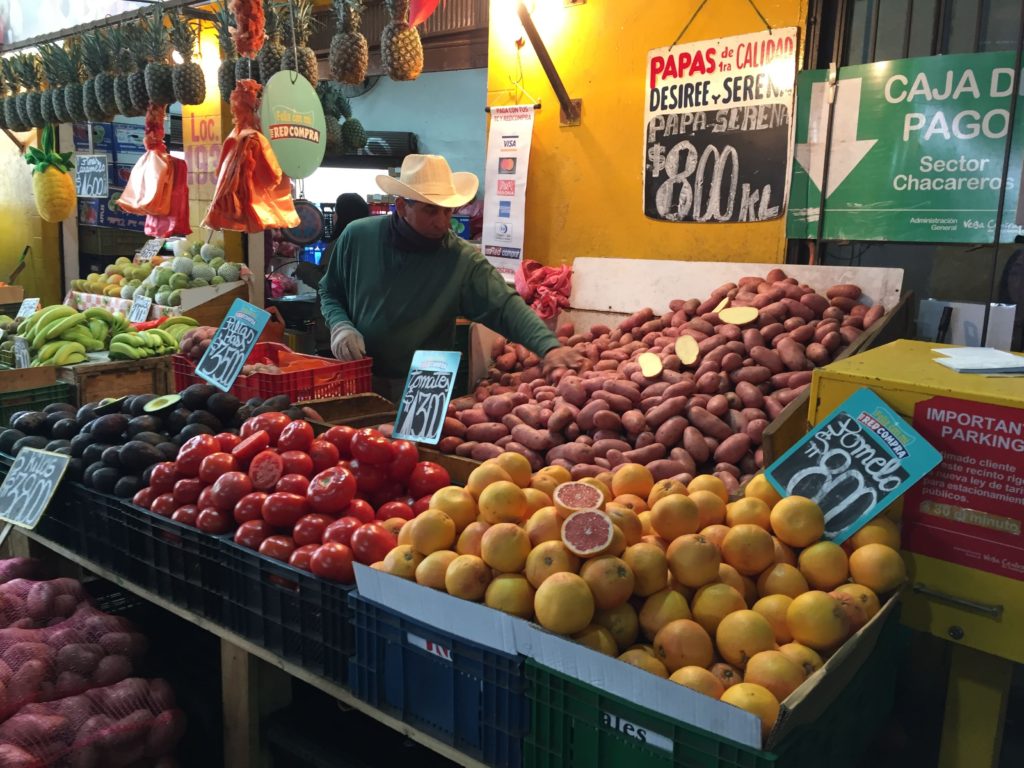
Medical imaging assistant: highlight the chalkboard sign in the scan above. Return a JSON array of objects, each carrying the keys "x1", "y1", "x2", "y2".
[
  {"x1": 0, "y1": 449, "x2": 70, "y2": 529},
  {"x1": 643, "y1": 28, "x2": 798, "y2": 223},
  {"x1": 15, "y1": 298, "x2": 39, "y2": 320},
  {"x1": 75, "y1": 154, "x2": 109, "y2": 198},
  {"x1": 13, "y1": 337, "x2": 30, "y2": 368},
  {"x1": 128, "y1": 295, "x2": 152, "y2": 323},
  {"x1": 765, "y1": 388, "x2": 942, "y2": 544},
  {"x1": 195, "y1": 298, "x2": 271, "y2": 392},
  {"x1": 393, "y1": 351, "x2": 462, "y2": 445},
  {"x1": 137, "y1": 239, "x2": 165, "y2": 261}
]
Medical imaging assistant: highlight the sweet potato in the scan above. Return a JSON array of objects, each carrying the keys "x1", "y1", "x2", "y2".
[{"x1": 470, "y1": 443, "x2": 505, "y2": 461}]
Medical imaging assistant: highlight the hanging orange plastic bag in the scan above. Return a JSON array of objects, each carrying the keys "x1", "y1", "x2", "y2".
[
  {"x1": 118, "y1": 105, "x2": 173, "y2": 216},
  {"x1": 145, "y1": 157, "x2": 192, "y2": 237}
]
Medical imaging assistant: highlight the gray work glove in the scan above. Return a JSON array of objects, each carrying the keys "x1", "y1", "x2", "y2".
[{"x1": 330, "y1": 322, "x2": 366, "y2": 361}]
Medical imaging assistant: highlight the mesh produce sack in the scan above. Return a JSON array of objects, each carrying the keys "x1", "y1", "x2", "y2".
[
  {"x1": 0, "y1": 579, "x2": 90, "y2": 630},
  {"x1": 0, "y1": 677, "x2": 186, "y2": 767},
  {"x1": 0, "y1": 559, "x2": 46, "y2": 586}
]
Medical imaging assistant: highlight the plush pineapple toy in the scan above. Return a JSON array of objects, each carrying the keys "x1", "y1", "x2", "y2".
[{"x1": 25, "y1": 125, "x2": 76, "y2": 223}]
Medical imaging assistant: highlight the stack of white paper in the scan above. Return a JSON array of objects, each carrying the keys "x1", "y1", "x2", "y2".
[{"x1": 932, "y1": 347, "x2": 1024, "y2": 374}]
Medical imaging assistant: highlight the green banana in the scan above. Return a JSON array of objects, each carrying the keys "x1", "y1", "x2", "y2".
[
  {"x1": 27, "y1": 305, "x2": 76, "y2": 336},
  {"x1": 109, "y1": 341, "x2": 141, "y2": 360},
  {"x1": 148, "y1": 328, "x2": 178, "y2": 348},
  {"x1": 162, "y1": 316, "x2": 198, "y2": 328},
  {"x1": 51, "y1": 341, "x2": 86, "y2": 366},
  {"x1": 111, "y1": 333, "x2": 145, "y2": 348},
  {"x1": 59, "y1": 353, "x2": 87, "y2": 365},
  {"x1": 37, "y1": 340, "x2": 65, "y2": 362},
  {"x1": 87, "y1": 318, "x2": 108, "y2": 342},
  {"x1": 41, "y1": 313, "x2": 87, "y2": 342},
  {"x1": 84, "y1": 307, "x2": 116, "y2": 324},
  {"x1": 62, "y1": 327, "x2": 103, "y2": 352}
]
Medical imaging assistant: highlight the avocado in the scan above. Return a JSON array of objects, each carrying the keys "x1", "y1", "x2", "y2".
[
  {"x1": 12, "y1": 435, "x2": 49, "y2": 454},
  {"x1": 262, "y1": 394, "x2": 291, "y2": 411},
  {"x1": 45, "y1": 439, "x2": 71, "y2": 453},
  {"x1": 44, "y1": 411, "x2": 69, "y2": 435},
  {"x1": 206, "y1": 392, "x2": 241, "y2": 420},
  {"x1": 130, "y1": 394, "x2": 158, "y2": 417},
  {"x1": 91, "y1": 414, "x2": 129, "y2": 443},
  {"x1": 121, "y1": 397, "x2": 136, "y2": 415},
  {"x1": 246, "y1": 398, "x2": 263, "y2": 408},
  {"x1": 82, "y1": 443, "x2": 112, "y2": 466},
  {"x1": 142, "y1": 463, "x2": 159, "y2": 485},
  {"x1": 7, "y1": 410, "x2": 30, "y2": 428},
  {"x1": 66, "y1": 458, "x2": 84, "y2": 482},
  {"x1": 156, "y1": 443, "x2": 178, "y2": 461},
  {"x1": 131, "y1": 431, "x2": 167, "y2": 447},
  {"x1": 12, "y1": 412, "x2": 48, "y2": 435},
  {"x1": 94, "y1": 396, "x2": 131, "y2": 416},
  {"x1": 187, "y1": 410, "x2": 222, "y2": 432},
  {"x1": 83, "y1": 461, "x2": 106, "y2": 487},
  {"x1": 181, "y1": 383, "x2": 218, "y2": 411},
  {"x1": 166, "y1": 408, "x2": 191, "y2": 435},
  {"x1": 114, "y1": 475, "x2": 143, "y2": 499},
  {"x1": 52, "y1": 447, "x2": 72, "y2": 456},
  {"x1": 233, "y1": 405, "x2": 253, "y2": 426},
  {"x1": 143, "y1": 393, "x2": 182, "y2": 415},
  {"x1": 178, "y1": 423, "x2": 215, "y2": 442},
  {"x1": 69, "y1": 433, "x2": 95, "y2": 458},
  {"x1": 51, "y1": 418, "x2": 80, "y2": 441},
  {"x1": 91, "y1": 467, "x2": 120, "y2": 494},
  {"x1": 127, "y1": 415, "x2": 162, "y2": 437},
  {"x1": 101, "y1": 446, "x2": 122, "y2": 468},
  {"x1": 0, "y1": 429, "x2": 25, "y2": 454},
  {"x1": 43, "y1": 402, "x2": 76, "y2": 417},
  {"x1": 119, "y1": 441, "x2": 163, "y2": 473},
  {"x1": 76, "y1": 403, "x2": 100, "y2": 426},
  {"x1": 284, "y1": 406, "x2": 305, "y2": 421}
]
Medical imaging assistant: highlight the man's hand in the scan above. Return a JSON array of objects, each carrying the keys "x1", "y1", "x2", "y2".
[
  {"x1": 330, "y1": 322, "x2": 366, "y2": 361},
  {"x1": 541, "y1": 345, "x2": 585, "y2": 378}
]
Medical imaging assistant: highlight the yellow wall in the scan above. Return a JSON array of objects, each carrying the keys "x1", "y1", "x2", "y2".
[
  {"x1": 0, "y1": 130, "x2": 63, "y2": 305},
  {"x1": 487, "y1": 0, "x2": 809, "y2": 266}
]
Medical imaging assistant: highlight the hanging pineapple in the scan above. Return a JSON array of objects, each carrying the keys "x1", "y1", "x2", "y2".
[
  {"x1": 143, "y1": 9, "x2": 175, "y2": 106},
  {"x1": 341, "y1": 117, "x2": 366, "y2": 151},
  {"x1": 0, "y1": 60, "x2": 9, "y2": 131},
  {"x1": 330, "y1": 0, "x2": 368, "y2": 85},
  {"x1": 281, "y1": 0, "x2": 318, "y2": 87},
  {"x1": 93, "y1": 28, "x2": 118, "y2": 117},
  {"x1": 46, "y1": 45, "x2": 72, "y2": 124},
  {"x1": 382, "y1": 0, "x2": 423, "y2": 81},
  {"x1": 317, "y1": 81, "x2": 348, "y2": 152},
  {"x1": 3, "y1": 58, "x2": 27, "y2": 131},
  {"x1": 169, "y1": 12, "x2": 206, "y2": 105},
  {"x1": 63, "y1": 38, "x2": 88, "y2": 123},
  {"x1": 37, "y1": 44, "x2": 60, "y2": 125},
  {"x1": 213, "y1": 3, "x2": 237, "y2": 104},
  {"x1": 11, "y1": 54, "x2": 32, "y2": 128},
  {"x1": 25, "y1": 125, "x2": 76, "y2": 223},
  {"x1": 81, "y1": 30, "x2": 112, "y2": 122},
  {"x1": 257, "y1": 0, "x2": 285, "y2": 85},
  {"x1": 15, "y1": 53, "x2": 45, "y2": 129},
  {"x1": 113, "y1": 23, "x2": 141, "y2": 116},
  {"x1": 129, "y1": 18, "x2": 153, "y2": 113}
]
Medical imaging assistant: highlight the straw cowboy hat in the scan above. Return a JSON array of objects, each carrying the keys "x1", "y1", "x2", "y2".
[{"x1": 376, "y1": 154, "x2": 478, "y2": 208}]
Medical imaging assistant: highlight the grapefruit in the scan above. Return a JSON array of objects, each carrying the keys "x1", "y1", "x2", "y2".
[
  {"x1": 429, "y1": 486, "x2": 477, "y2": 532},
  {"x1": 833, "y1": 583, "x2": 881, "y2": 620},
  {"x1": 649, "y1": 494, "x2": 701, "y2": 540},
  {"x1": 553, "y1": 481, "x2": 606, "y2": 517},
  {"x1": 721, "y1": 524, "x2": 775, "y2": 576},
  {"x1": 778, "y1": 642, "x2": 824, "y2": 677},
  {"x1": 530, "y1": 471, "x2": 561, "y2": 499},
  {"x1": 534, "y1": 572, "x2": 595, "y2": 635},
  {"x1": 536, "y1": 465, "x2": 571, "y2": 485},
  {"x1": 444, "y1": 554, "x2": 492, "y2": 601},
  {"x1": 829, "y1": 589, "x2": 869, "y2": 632},
  {"x1": 397, "y1": 522, "x2": 413, "y2": 546},
  {"x1": 638, "y1": 510, "x2": 653, "y2": 536},
  {"x1": 710, "y1": 662, "x2": 743, "y2": 690},
  {"x1": 525, "y1": 540, "x2": 580, "y2": 589},
  {"x1": 598, "y1": 524, "x2": 627, "y2": 557},
  {"x1": 484, "y1": 573, "x2": 535, "y2": 619},
  {"x1": 848, "y1": 517, "x2": 900, "y2": 551},
  {"x1": 786, "y1": 591, "x2": 850, "y2": 651},
  {"x1": 604, "y1": 504, "x2": 644, "y2": 545},
  {"x1": 594, "y1": 602, "x2": 640, "y2": 651},
  {"x1": 524, "y1": 506, "x2": 563, "y2": 546},
  {"x1": 611, "y1": 463, "x2": 654, "y2": 498},
  {"x1": 478, "y1": 481, "x2": 529, "y2": 525},
  {"x1": 622, "y1": 543, "x2": 668, "y2": 597},
  {"x1": 415, "y1": 550, "x2": 458, "y2": 589},
  {"x1": 666, "y1": 534, "x2": 721, "y2": 588},
  {"x1": 715, "y1": 609, "x2": 777, "y2": 668},
  {"x1": 848, "y1": 543, "x2": 906, "y2": 593},
  {"x1": 700, "y1": 524, "x2": 731, "y2": 551},
  {"x1": 382, "y1": 545, "x2": 424, "y2": 579},
  {"x1": 618, "y1": 648, "x2": 668, "y2": 678},
  {"x1": 490, "y1": 452, "x2": 532, "y2": 488},
  {"x1": 409, "y1": 509, "x2": 457, "y2": 555},
  {"x1": 743, "y1": 650, "x2": 805, "y2": 702},
  {"x1": 639, "y1": 588, "x2": 692, "y2": 640},
  {"x1": 561, "y1": 509, "x2": 615, "y2": 557},
  {"x1": 578, "y1": 477, "x2": 612, "y2": 506},
  {"x1": 573, "y1": 624, "x2": 618, "y2": 656},
  {"x1": 480, "y1": 523, "x2": 531, "y2": 573},
  {"x1": 740, "y1": 575, "x2": 759, "y2": 608},
  {"x1": 691, "y1": 582, "x2": 746, "y2": 635},
  {"x1": 611, "y1": 493, "x2": 648, "y2": 514},
  {"x1": 725, "y1": 497, "x2": 772, "y2": 530},
  {"x1": 772, "y1": 537, "x2": 798, "y2": 566},
  {"x1": 669, "y1": 666, "x2": 725, "y2": 699},
  {"x1": 466, "y1": 463, "x2": 512, "y2": 499},
  {"x1": 756, "y1": 563, "x2": 809, "y2": 598},
  {"x1": 641, "y1": 533, "x2": 668, "y2": 551},
  {"x1": 687, "y1": 474, "x2": 729, "y2": 503},
  {"x1": 744, "y1": 474, "x2": 782, "y2": 507},
  {"x1": 523, "y1": 487, "x2": 552, "y2": 515},
  {"x1": 653, "y1": 618, "x2": 714, "y2": 672},
  {"x1": 720, "y1": 683, "x2": 780, "y2": 739},
  {"x1": 380, "y1": 517, "x2": 407, "y2": 537},
  {"x1": 752, "y1": 594, "x2": 794, "y2": 644},
  {"x1": 581, "y1": 556, "x2": 635, "y2": 610},
  {"x1": 456, "y1": 520, "x2": 489, "y2": 556},
  {"x1": 770, "y1": 496, "x2": 825, "y2": 548},
  {"x1": 690, "y1": 490, "x2": 728, "y2": 528},
  {"x1": 648, "y1": 479, "x2": 689, "y2": 507},
  {"x1": 717, "y1": 563, "x2": 748, "y2": 600},
  {"x1": 798, "y1": 541, "x2": 849, "y2": 591}
]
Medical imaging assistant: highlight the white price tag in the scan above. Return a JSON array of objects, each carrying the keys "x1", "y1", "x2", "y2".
[
  {"x1": 128, "y1": 295, "x2": 153, "y2": 323},
  {"x1": 13, "y1": 337, "x2": 30, "y2": 368},
  {"x1": 15, "y1": 299, "x2": 39, "y2": 320},
  {"x1": 137, "y1": 239, "x2": 165, "y2": 261}
]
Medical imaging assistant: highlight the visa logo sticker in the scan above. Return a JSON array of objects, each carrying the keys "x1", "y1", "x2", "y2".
[
  {"x1": 601, "y1": 712, "x2": 673, "y2": 753},
  {"x1": 407, "y1": 633, "x2": 452, "y2": 662}
]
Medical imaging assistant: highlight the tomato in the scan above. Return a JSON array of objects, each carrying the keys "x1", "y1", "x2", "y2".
[
  {"x1": 259, "y1": 535, "x2": 297, "y2": 562},
  {"x1": 277, "y1": 420, "x2": 314, "y2": 453},
  {"x1": 262, "y1": 492, "x2": 310, "y2": 528},
  {"x1": 350, "y1": 523, "x2": 397, "y2": 565},
  {"x1": 148, "y1": 462, "x2": 177, "y2": 494},
  {"x1": 172, "y1": 478, "x2": 204, "y2": 506},
  {"x1": 234, "y1": 519, "x2": 273, "y2": 549},
  {"x1": 196, "y1": 507, "x2": 233, "y2": 534},
  {"x1": 216, "y1": 432, "x2": 242, "y2": 453},
  {"x1": 309, "y1": 440, "x2": 340, "y2": 474},
  {"x1": 322, "y1": 516, "x2": 362, "y2": 546},
  {"x1": 386, "y1": 440, "x2": 419, "y2": 482},
  {"x1": 280, "y1": 450, "x2": 314, "y2": 477},
  {"x1": 234, "y1": 492, "x2": 268, "y2": 524},
  {"x1": 252, "y1": 412, "x2": 291, "y2": 445},
  {"x1": 176, "y1": 434, "x2": 220, "y2": 478},
  {"x1": 248, "y1": 450, "x2": 284, "y2": 491},
  {"x1": 351, "y1": 428, "x2": 395, "y2": 466},
  {"x1": 408, "y1": 462, "x2": 451, "y2": 499},
  {"x1": 412, "y1": 495, "x2": 433, "y2": 515},
  {"x1": 276, "y1": 473, "x2": 310, "y2": 496},
  {"x1": 240, "y1": 417, "x2": 259, "y2": 439},
  {"x1": 289, "y1": 543, "x2": 319, "y2": 571},
  {"x1": 197, "y1": 485, "x2": 217, "y2": 512},
  {"x1": 210, "y1": 471, "x2": 254, "y2": 512},
  {"x1": 172, "y1": 505, "x2": 199, "y2": 526},
  {"x1": 132, "y1": 487, "x2": 155, "y2": 510},
  {"x1": 310, "y1": 542, "x2": 355, "y2": 583},
  {"x1": 198, "y1": 452, "x2": 237, "y2": 484},
  {"x1": 342, "y1": 498, "x2": 375, "y2": 524},
  {"x1": 322, "y1": 425, "x2": 356, "y2": 459},
  {"x1": 292, "y1": 513, "x2": 334, "y2": 546},
  {"x1": 150, "y1": 493, "x2": 177, "y2": 518},
  {"x1": 232, "y1": 430, "x2": 271, "y2": 468},
  {"x1": 306, "y1": 466, "x2": 357, "y2": 515},
  {"x1": 375, "y1": 500, "x2": 414, "y2": 521},
  {"x1": 352, "y1": 461, "x2": 387, "y2": 494}
]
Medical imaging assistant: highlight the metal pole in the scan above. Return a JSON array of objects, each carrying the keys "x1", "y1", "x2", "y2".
[{"x1": 516, "y1": 1, "x2": 579, "y2": 123}]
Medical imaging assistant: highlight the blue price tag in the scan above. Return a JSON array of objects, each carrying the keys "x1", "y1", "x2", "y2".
[
  {"x1": 393, "y1": 351, "x2": 462, "y2": 445},
  {"x1": 195, "y1": 299, "x2": 271, "y2": 392}
]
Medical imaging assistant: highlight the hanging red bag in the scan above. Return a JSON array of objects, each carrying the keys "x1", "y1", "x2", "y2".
[
  {"x1": 118, "y1": 104, "x2": 173, "y2": 216},
  {"x1": 145, "y1": 156, "x2": 192, "y2": 237}
]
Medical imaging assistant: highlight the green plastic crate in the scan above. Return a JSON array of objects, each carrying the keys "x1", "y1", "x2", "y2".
[
  {"x1": 525, "y1": 610, "x2": 903, "y2": 768},
  {"x1": 0, "y1": 383, "x2": 75, "y2": 427}
]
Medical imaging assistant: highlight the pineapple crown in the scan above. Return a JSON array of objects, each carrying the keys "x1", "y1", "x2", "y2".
[
  {"x1": 168, "y1": 12, "x2": 198, "y2": 62},
  {"x1": 1, "y1": 56, "x2": 20, "y2": 91},
  {"x1": 212, "y1": 2, "x2": 237, "y2": 57},
  {"x1": 337, "y1": 0, "x2": 364, "y2": 33},
  {"x1": 143, "y1": 9, "x2": 171, "y2": 63},
  {"x1": 26, "y1": 126, "x2": 75, "y2": 176},
  {"x1": 264, "y1": 0, "x2": 281, "y2": 39},
  {"x1": 64, "y1": 38, "x2": 84, "y2": 84},
  {"x1": 105, "y1": 26, "x2": 125, "y2": 75},
  {"x1": 282, "y1": 0, "x2": 316, "y2": 46},
  {"x1": 14, "y1": 53, "x2": 41, "y2": 90},
  {"x1": 81, "y1": 29, "x2": 110, "y2": 77},
  {"x1": 317, "y1": 81, "x2": 352, "y2": 119},
  {"x1": 386, "y1": 0, "x2": 411, "y2": 21},
  {"x1": 38, "y1": 43, "x2": 62, "y2": 86}
]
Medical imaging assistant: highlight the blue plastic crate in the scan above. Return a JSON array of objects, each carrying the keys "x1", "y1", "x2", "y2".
[{"x1": 348, "y1": 591, "x2": 527, "y2": 768}]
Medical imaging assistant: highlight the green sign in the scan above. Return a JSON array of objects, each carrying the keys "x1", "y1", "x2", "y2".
[
  {"x1": 788, "y1": 52, "x2": 1024, "y2": 243},
  {"x1": 259, "y1": 71, "x2": 327, "y2": 180}
]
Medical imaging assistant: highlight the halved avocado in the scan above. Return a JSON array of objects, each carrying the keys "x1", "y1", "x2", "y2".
[
  {"x1": 143, "y1": 393, "x2": 182, "y2": 415},
  {"x1": 94, "y1": 396, "x2": 131, "y2": 416},
  {"x1": 181, "y1": 383, "x2": 218, "y2": 411}
]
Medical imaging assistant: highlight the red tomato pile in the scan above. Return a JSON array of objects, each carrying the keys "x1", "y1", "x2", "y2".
[{"x1": 131, "y1": 414, "x2": 451, "y2": 585}]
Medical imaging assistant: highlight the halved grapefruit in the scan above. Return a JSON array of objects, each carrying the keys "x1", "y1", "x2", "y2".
[
  {"x1": 561, "y1": 509, "x2": 615, "y2": 557},
  {"x1": 553, "y1": 481, "x2": 606, "y2": 517}
]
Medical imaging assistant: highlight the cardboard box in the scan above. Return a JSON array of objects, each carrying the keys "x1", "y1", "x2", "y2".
[
  {"x1": 809, "y1": 339, "x2": 1024, "y2": 663},
  {"x1": 0, "y1": 286, "x2": 25, "y2": 304}
]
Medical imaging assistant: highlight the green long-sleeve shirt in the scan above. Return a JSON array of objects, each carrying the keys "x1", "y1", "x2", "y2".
[{"x1": 319, "y1": 216, "x2": 560, "y2": 379}]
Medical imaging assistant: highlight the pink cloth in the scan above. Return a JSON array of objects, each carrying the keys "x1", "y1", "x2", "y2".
[
  {"x1": 145, "y1": 157, "x2": 191, "y2": 237},
  {"x1": 514, "y1": 259, "x2": 572, "y2": 320}
]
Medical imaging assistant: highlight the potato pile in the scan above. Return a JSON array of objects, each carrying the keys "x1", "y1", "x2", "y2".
[{"x1": 441, "y1": 270, "x2": 884, "y2": 492}]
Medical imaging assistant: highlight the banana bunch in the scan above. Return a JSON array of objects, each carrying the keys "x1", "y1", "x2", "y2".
[
  {"x1": 159, "y1": 316, "x2": 199, "y2": 344},
  {"x1": 79, "y1": 307, "x2": 131, "y2": 345},
  {"x1": 109, "y1": 328, "x2": 181, "y2": 360},
  {"x1": 20, "y1": 305, "x2": 100, "y2": 367}
]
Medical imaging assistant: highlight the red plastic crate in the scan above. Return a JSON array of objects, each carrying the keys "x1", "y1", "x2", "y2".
[{"x1": 173, "y1": 342, "x2": 373, "y2": 401}]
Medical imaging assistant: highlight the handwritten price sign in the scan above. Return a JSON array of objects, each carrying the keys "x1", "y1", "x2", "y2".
[
  {"x1": 0, "y1": 449, "x2": 71, "y2": 529},
  {"x1": 195, "y1": 299, "x2": 270, "y2": 392},
  {"x1": 393, "y1": 351, "x2": 462, "y2": 444}
]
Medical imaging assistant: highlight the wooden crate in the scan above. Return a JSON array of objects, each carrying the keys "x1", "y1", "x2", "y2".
[
  {"x1": 56, "y1": 356, "x2": 174, "y2": 405},
  {"x1": 181, "y1": 284, "x2": 247, "y2": 328},
  {"x1": 0, "y1": 366, "x2": 58, "y2": 394}
]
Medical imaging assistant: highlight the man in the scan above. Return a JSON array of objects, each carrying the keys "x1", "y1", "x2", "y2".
[{"x1": 319, "y1": 154, "x2": 583, "y2": 400}]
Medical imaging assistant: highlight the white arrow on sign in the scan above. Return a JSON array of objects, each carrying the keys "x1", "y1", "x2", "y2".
[{"x1": 794, "y1": 77, "x2": 877, "y2": 198}]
